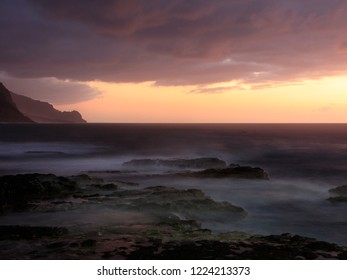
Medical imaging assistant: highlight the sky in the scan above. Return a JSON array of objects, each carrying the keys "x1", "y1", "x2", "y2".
[{"x1": 2, "y1": 0, "x2": 347, "y2": 122}]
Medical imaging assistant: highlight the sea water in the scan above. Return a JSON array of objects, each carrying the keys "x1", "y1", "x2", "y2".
[{"x1": 1, "y1": 123, "x2": 347, "y2": 244}]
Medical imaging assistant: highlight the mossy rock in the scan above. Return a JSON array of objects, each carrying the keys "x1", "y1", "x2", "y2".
[{"x1": 0, "y1": 173, "x2": 77, "y2": 212}]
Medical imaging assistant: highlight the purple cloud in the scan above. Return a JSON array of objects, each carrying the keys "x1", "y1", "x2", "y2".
[{"x1": 1, "y1": 0, "x2": 347, "y2": 92}]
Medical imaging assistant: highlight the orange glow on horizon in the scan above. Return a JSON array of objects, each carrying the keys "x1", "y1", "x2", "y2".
[{"x1": 55, "y1": 76, "x2": 347, "y2": 123}]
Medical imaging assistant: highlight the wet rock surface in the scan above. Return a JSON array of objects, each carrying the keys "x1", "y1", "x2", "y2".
[
  {"x1": 1, "y1": 223, "x2": 346, "y2": 259},
  {"x1": 0, "y1": 174, "x2": 77, "y2": 213},
  {"x1": 177, "y1": 166, "x2": 269, "y2": 180},
  {"x1": 328, "y1": 185, "x2": 347, "y2": 202},
  {"x1": 0, "y1": 225, "x2": 68, "y2": 240},
  {"x1": 112, "y1": 186, "x2": 246, "y2": 221},
  {"x1": 0, "y1": 172, "x2": 345, "y2": 259},
  {"x1": 125, "y1": 233, "x2": 347, "y2": 260}
]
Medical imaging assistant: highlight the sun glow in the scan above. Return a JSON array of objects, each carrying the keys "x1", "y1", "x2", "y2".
[{"x1": 55, "y1": 76, "x2": 347, "y2": 123}]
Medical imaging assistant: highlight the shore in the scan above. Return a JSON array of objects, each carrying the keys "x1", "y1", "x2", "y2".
[{"x1": 1, "y1": 159, "x2": 346, "y2": 259}]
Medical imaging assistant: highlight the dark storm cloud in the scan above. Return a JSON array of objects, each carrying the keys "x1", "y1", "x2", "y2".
[{"x1": 2, "y1": 0, "x2": 347, "y2": 92}]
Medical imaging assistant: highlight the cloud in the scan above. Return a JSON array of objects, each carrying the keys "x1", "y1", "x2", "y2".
[
  {"x1": 190, "y1": 86, "x2": 245, "y2": 94},
  {"x1": 1, "y1": 0, "x2": 347, "y2": 90},
  {"x1": 0, "y1": 73, "x2": 101, "y2": 104}
]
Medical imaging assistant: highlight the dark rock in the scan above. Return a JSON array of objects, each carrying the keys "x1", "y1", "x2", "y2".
[
  {"x1": 115, "y1": 180, "x2": 139, "y2": 186},
  {"x1": 69, "y1": 174, "x2": 103, "y2": 184},
  {"x1": 51, "y1": 201, "x2": 72, "y2": 205},
  {"x1": 88, "y1": 170, "x2": 122, "y2": 174},
  {"x1": 123, "y1": 159, "x2": 156, "y2": 168},
  {"x1": 328, "y1": 185, "x2": 347, "y2": 202},
  {"x1": 304, "y1": 241, "x2": 340, "y2": 252},
  {"x1": 125, "y1": 232, "x2": 347, "y2": 260},
  {"x1": 72, "y1": 193, "x2": 101, "y2": 199},
  {"x1": 327, "y1": 196, "x2": 347, "y2": 203},
  {"x1": 0, "y1": 225, "x2": 68, "y2": 240},
  {"x1": 94, "y1": 183, "x2": 118, "y2": 190},
  {"x1": 115, "y1": 186, "x2": 246, "y2": 221},
  {"x1": 46, "y1": 241, "x2": 68, "y2": 249},
  {"x1": 81, "y1": 239, "x2": 97, "y2": 248},
  {"x1": 123, "y1": 157, "x2": 227, "y2": 169},
  {"x1": 180, "y1": 166, "x2": 269, "y2": 179},
  {"x1": 0, "y1": 173, "x2": 77, "y2": 213},
  {"x1": 329, "y1": 185, "x2": 347, "y2": 196},
  {"x1": 160, "y1": 219, "x2": 202, "y2": 232}
]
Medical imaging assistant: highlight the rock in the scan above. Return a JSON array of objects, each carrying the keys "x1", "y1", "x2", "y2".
[
  {"x1": 123, "y1": 159, "x2": 157, "y2": 168},
  {"x1": 69, "y1": 174, "x2": 103, "y2": 184},
  {"x1": 114, "y1": 186, "x2": 246, "y2": 221},
  {"x1": 327, "y1": 196, "x2": 347, "y2": 203},
  {"x1": 81, "y1": 239, "x2": 97, "y2": 248},
  {"x1": 122, "y1": 157, "x2": 227, "y2": 169},
  {"x1": 72, "y1": 193, "x2": 101, "y2": 199},
  {"x1": 115, "y1": 180, "x2": 139, "y2": 186},
  {"x1": 0, "y1": 173, "x2": 77, "y2": 213},
  {"x1": 329, "y1": 185, "x2": 347, "y2": 196},
  {"x1": 179, "y1": 166, "x2": 269, "y2": 179},
  {"x1": 94, "y1": 183, "x2": 118, "y2": 190},
  {"x1": 0, "y1": 225, "x2": 68, "y2": 240},
  {"x1": 125, "y1": 232, "x2": 347, "y2": 260},
  {"x1": 328, "y1": 185, "x2": 347, "y2": 202}
]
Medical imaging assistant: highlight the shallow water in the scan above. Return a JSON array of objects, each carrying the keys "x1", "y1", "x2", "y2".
[{"x1": 1, "y1": 123, "x2": 347, "y2": 244}]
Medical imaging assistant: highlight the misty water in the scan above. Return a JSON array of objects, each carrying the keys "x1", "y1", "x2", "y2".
[{"x1": 1, "y1": 123, "x2": 347, "y2": 245}]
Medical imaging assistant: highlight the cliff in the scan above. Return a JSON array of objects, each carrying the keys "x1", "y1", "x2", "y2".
[
  {"x1": 0, "y1": 82, "x2": 86, "y2": 123},
  {"x1": 0, "y1": 82, "x2": 33, "y2": 123},
  {"x1": 11, "y1": 93, "x2": 86, "y2": 123}
]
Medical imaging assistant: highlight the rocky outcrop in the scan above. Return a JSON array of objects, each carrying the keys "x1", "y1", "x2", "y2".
[
  {"x1": 177, "y1": 166, "x2": 269, "y2": 180},
  {"x1": 0, "y1": 173, "x2": 246, "y2": 221},
  {"x1": 329, "y1": 185, "x2": 347, "y2": 196},
  {"x1": 328, "y1": 185, "x2": 347, "y2": 202},
  {"x1": 126, "y1": 233, "x2": 347, "y2": 260},
  {"x1": 0, "y1": 173, "x2": 77, "y2": 212},
  {"x1": 122, "y1": 157, "x2": 227, "y2": 169},
  {"x1": 0, "y1": 82, "x2": 33, "y2": 123},
  {"x1": 0, "y1": 225, "x2": 68, "y2": 240},
  {"x1": 1, "y1": 224, "x2": 346, "y2": 259},
  {"x1": 11, "y1": 92, "x2": 86, "y2": 123},
  {"x1": 113, "y1": 186, "x2": 246, "y2": 221},
  {"x1": 2, "y1": 172, "x2": 344, "y2": 260}
]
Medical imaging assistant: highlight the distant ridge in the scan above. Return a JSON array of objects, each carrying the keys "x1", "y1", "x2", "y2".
[
  {"x1": 0, "y1": 82, "x2": 86, "y2": 123},
  {"x1": 0, "y1": 82, "x2": 33, "y2": 123},
  {"x1": 11, "y1": 93, "x2": 86, "y2": 123}
]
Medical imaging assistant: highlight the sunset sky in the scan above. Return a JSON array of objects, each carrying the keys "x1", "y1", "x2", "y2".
[{"x1": 2, "y1": 0, "x2": 347, "y2": 122}]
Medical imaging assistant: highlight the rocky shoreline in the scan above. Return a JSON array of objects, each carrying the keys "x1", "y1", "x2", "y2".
[{"x1": 0, "y1": 158, "x2": 346, "y2": 259}]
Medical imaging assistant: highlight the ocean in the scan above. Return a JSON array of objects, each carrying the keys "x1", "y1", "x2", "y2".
[{"x1": 1, "y1": 123, "x2": 347, "y2": 245}]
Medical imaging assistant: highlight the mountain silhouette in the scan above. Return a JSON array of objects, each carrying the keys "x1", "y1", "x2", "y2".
[
  {"x1": 0, "y1": 82, "x2": 33, "y2": 123},
  {"x1": 0, "y1": 82, "x2": 86, "y2": 123}
]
